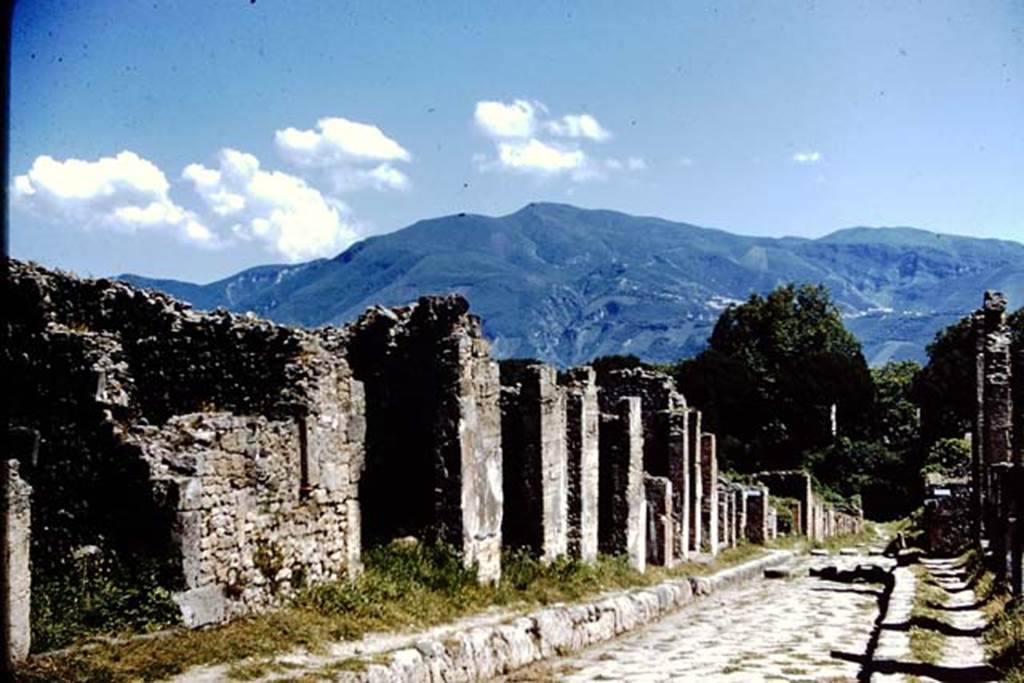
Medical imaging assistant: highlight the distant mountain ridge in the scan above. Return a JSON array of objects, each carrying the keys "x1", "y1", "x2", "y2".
[{"x1": 120, "y1": 203, "x2": 1024, "y2": 367}]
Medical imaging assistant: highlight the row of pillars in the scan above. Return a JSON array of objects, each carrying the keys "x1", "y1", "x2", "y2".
[
  {"x1": 972, "y1": 291, "x2": 1023, "y2": 596},
  {"x1": 499, "y1": 363, "x2": 780, "y2": 574}
]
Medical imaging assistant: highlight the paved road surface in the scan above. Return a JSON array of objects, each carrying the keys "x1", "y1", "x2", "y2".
[{"x1": 506, "y1": 554, "x2": 891, "y2": 683}]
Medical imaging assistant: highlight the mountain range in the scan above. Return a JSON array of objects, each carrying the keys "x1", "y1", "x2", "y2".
[{"x1": 121, "y1": 203, "x2": 1024, "y2": 367}]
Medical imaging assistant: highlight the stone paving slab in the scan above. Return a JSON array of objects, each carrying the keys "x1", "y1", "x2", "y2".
[
  {"x1": 513, "y1": 553, "x2": 891, "y2": 682},
  {"x1": 870, "y1": 558, "x2": 999, "y2": 682}
]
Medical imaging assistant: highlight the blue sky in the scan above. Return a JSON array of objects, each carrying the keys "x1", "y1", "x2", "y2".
[{"x1": 9, "y1": 0, "x2": 1024, "y2": 282}]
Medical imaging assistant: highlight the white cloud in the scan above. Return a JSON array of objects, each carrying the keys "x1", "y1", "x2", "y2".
[
  {"x1": 792, "y1": 151, "x2": 822, "y2": 164},
  {"x1": 546, "y1": 114, "x2": 611, "y2": 141},
  {"x1": 183, "y1": 148, "x2": 358, "y2": 261},
  {"x1": 275, "y1": 116, "x2": 412, "y2": 195},
  {"x1": 474, "y1": 100, "x2": 540, "y2": 139},
  {"x1": 12, "y1": 151, "x2": 214, "y2": 245},
  {"x1": 473, "y1": 99, "x2": 638, "y2": 182},
  {"x1": 496, "y1": 139, "x2": 585, "y2": 173},
  {"x1": 276, "y1": 117, "x2": 410, "y2": 166}
]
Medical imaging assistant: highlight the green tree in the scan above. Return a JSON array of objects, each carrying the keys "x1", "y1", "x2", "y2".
[
  {"x1": 872, "y1": 360, "x2": 921, "y2": 448},
  {"x1": 675, "y1": 283, "x2": 875, "y2": 473},
  {"x1": 910, "y1": 316, "x2": 975, "y2": 445},
  {"x1": 922, "y1": 437, "x2": 971, "y2": 479},
  {"x1": 806, "y1": 437, "x2": 912, "y2": 520}
]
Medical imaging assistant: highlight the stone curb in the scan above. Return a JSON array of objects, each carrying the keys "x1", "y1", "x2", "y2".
[{"x1": 332, "y1": 550, "x2": 793, "y2": 683}]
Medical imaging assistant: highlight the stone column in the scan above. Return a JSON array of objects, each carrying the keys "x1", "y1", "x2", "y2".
[
  {"x1": 983, "y1": 292, "x2": 1014, "y2": 577},
  {"x1": 668, "y1": 407, "x2": 690, "y2": 562},
  {"x1": 644, "y1": 475, "x2": 674, "y2": 567},
  {"x1": 735, "y1": 487, "x2": 747, "y2": 545},
  {"x1": 745, "y1": 487, "x2": 769, "y2": 544},
  {"x1": 559, "y1": 368, "x2": 600, "y2": 563},
  {"x1": 457, "y1": 336, "x2": 504, "y2": 584},
  {"x1": 1010, "y1": 464, "x2": 1023, "y2": 597},
  {"x1": 2, "y1": 460, "x2": 32, "y2": 672},
  {"x1": 700, "y1": 433, "x2": 719, "y2": 555},
  {"x1": 972, "y1": 311, "x2": 987, "y2": 544},
  {"x1": 599, "y1": 397, "x2": 646, "y2": 572},
  {"x1": 715, "y1": 484, "x2": 732, "y2": 550},
  {"x1": 499, "y1": 362, "x2": 568, "y2": 562},
  {"x1": 688, "y1": 410, "x2": 702, "y2": 554}
]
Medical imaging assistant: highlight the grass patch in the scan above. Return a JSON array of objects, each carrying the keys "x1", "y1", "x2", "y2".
[
  {"x1": 18, "y1": 541, "x2": 769, "y2": 682},
  {"x1": 962, "y1": 548, "x2": 1023, "y2": 682},
  {"x1": 908, "y1": 564, "x2": 949, "y2": 664}
]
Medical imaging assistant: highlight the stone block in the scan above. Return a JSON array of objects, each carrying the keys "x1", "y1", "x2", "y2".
[{"x1": 173, "y1": 583, "x2": 227, "y2": 627}]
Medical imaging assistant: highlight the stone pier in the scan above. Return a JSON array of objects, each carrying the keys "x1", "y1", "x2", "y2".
[
  {"x1": 644, "y1": 475, "x2": 674, "y2": 567},
  {"x1": 558, "y1": 368, "x2": 600, "y2": 563},
  {"x1": 717, "y1": 488, "x2": 729, "y2": 552},
  {"x1": 734, "y1": 486, "x2": 748, "y2": 548},
  {"x1": 981, "y1": 292, "x2": 1015, "y2": 579},
  {"x1": 499, "y1": 361, "x2": 568, "y2": 561},
  {"x1": 700, "y1": 433, "x2": 719, "y2": 555},
  {"x1": 689, "y1": 410, "x2": 703, "y2": 554},
  {"x1": 972, "y1": 311, "x2": 987, "y2": 544},
  {"x1": 2, "y1": 460, "x2": 32, "y2": 672},
  {"x1": 598, "y1": 397, "x2": 646, "y2": 572},
  {"x1": 745, "y1": 487, "x2": 770, "y2": 544},
  {"x1": 346, "y1": 297, "x2": 503, "y2": 583},
  {"x1": 598, "y1": 368, "x2": 689, "y2": 565}
]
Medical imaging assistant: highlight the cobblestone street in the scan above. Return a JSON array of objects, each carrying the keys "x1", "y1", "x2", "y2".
[{"x1": 507, "y1": 554, "x2": 891, "y2": 683}]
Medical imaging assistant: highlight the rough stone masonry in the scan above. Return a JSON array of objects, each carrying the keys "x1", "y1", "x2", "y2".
[
  {"x1": 558, "y1": 367, "x2": 600, "y2": 563},
  {"x1": 499, "y1": 361, "x2": 568, "y2": 562},
  {"x1": 971, "y1": 291, "x2": 1022, "y2": 595},
  {"x1": 3, "y1": 260, "x2": 861, "y2": 665}
]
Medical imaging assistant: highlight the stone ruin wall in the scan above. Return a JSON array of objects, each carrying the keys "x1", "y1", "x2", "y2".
[
  {"x1": 499, "y1": 361, "x2": 567, "y2": 562},
  {"x1": 4, "y1": 260, "x2": 366, "y2": 630},
  {"x1": 338, "y1": 297, "x2": 503, "y2": 583},
  {"x1": 2, "y1": 260, "x2": 861, "y2": 664},
  {"x1": 596, "y1": 368, "x2": 690, "y2": 564}
]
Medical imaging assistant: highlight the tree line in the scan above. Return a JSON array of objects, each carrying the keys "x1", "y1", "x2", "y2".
[{"x1": 595, "y1": 284, "x2": 1023, "y2": 520}]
